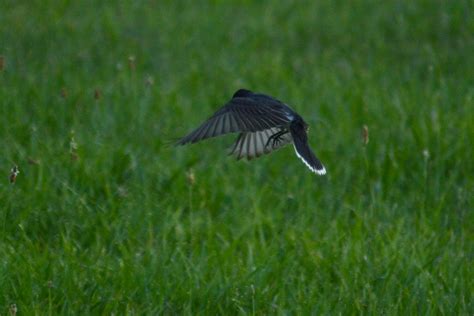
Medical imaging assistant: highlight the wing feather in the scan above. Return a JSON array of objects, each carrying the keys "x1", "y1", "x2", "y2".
[
  {"x1": 256, "y1": 130, "x2": 266, "y2": 156},
  {"x1": 229, "y1": 115, "x2": 238, "y2": 131},
  {"x1": 247, "y1": 132, "x2": 253, "y2": 159},
  {"x1": 199, "y1": 120, "x2": 213, "y2": 139}
]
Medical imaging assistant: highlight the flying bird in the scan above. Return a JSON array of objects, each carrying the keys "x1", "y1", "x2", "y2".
[{"x1": 177, "y1": 89, "x2": 326, "y2": 175}]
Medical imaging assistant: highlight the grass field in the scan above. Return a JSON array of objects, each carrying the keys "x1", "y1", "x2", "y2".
[{"x1": 1, "y1": 1, "x2": 473, "y2": 314}]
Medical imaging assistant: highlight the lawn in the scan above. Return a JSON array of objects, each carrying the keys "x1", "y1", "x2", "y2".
[{"x1": 0, "y1": 0, "x2": 473, "y2": 314}]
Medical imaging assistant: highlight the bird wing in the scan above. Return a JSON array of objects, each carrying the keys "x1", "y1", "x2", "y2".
[
  {"x1": 290, "y1": 125, "x2": 326, "y2": 175},
  {"x1": 177, "y1": 95, "x2": 292, "y2": 145},
  {"x1": 230, "y1": 127, "x2": 293, "y2": 160}
]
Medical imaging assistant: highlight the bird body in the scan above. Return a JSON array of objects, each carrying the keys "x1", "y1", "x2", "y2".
[{"x1": 177, "y1": 89, "x2": 326, "y2": 175}]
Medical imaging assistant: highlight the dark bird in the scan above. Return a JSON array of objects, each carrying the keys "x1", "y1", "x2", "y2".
[{"x1": 177, "y1": 89, "x2": 326, "y2": 175}]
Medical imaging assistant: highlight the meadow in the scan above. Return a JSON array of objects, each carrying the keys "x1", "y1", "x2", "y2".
[{"x1": 0, "y1": 1, "x2": 473, "y2": 314}]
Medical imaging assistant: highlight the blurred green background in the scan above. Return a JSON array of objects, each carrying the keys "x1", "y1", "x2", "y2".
[{"x1": 0, "y1": 0, "x2": 473, "y2": 314}]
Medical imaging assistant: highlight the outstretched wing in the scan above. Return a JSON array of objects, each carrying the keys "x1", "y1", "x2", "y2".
[
  {"x1": 230, "y1": 127, "x2": 293, "y2": 160},
  {"x1": 177, "y1": 91, "x2": 292, "y2": 145}
]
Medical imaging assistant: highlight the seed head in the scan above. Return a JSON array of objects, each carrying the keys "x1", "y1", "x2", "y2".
[
  {"x1": 186, "y1": 169, "x2": 195, "y2": 186},
  {"x1": 422, "y1": 149, "x2": 430, "y2": 160},
  {"x1": 9, "y1": 303, "x2": 17, "y2": 316},
  {"x1": 0, "y1": 55, "x2": 5, "y2": 71},
  {"x1": 145, "y1": 75, "x2": 154, "y2": 87},
  {"x1": 117, "y1": 186, "x2": 129, "y2": 198},
  {"x1": 94, "y1": 88, "x2": 101, "y2": 100},
  {"x1": 361, "y1": 125, "x2": 369, "y2": 145},
  {"x1": 61, "y1": 88, "x2": 68, "y2": 99},
  {"x1": 70, "y1": 131, "x2": 79, "y2": 161},
  {"x1": 9, "y1": 165, "x2": 19, "y2": 184},
  {"x1": 128, "y1": 55, "x2": 136, "y2": 71}
]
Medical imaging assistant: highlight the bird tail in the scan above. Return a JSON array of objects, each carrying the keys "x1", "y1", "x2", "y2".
[{"x1": 290, "y1": 123, "x2": 326, "y2": 175}]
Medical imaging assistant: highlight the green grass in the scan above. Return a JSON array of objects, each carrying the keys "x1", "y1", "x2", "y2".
[{"x1": 1, "y1": 0, "x2": 473, "y2": 314}]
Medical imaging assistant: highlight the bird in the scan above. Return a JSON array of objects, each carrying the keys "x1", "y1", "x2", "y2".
[{"x1": 177, "y1": 89, "x2": 326, "y2": 175}]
